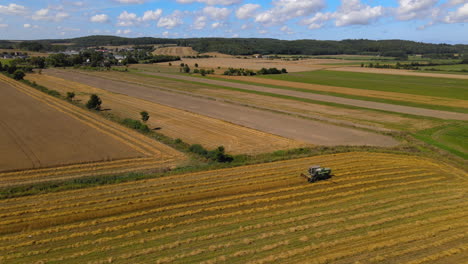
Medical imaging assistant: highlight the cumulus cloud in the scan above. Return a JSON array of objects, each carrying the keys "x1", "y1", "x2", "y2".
[
  {"x1": 396, "y1": 0, "x2": 438, "y2": 20},
  {"x1": 23, "y1": 23, "x2": 39, "y2": 28},
  {"x1": 236, "y1": 4, "x2": 261, "y2": 19},
  {"x1": 203, "y1": 6, "x2": 231, "y2": 20},
  {"x1": 301, "y1": 12, "x2": 333, "y2": 29},
  {"x1": 157, "y1": 11, "x2": 183, "y2": 29},
  {"x1": 90, "y1": 14, "x2": 109, "y2": 23},
  {"x1": 32, "y1": 9, "x2": 70, "y2": 22},
  {"x1": 177, "y1": 0, "x2": 241, "y2": 5},
  {"x1": 117, "y1": 10, "x2": 140, "y2": 26},
  {"x1": 142, "y1": 9, "x2": 163, "y2": 21},
  {"x1": 255, "y1": 0, "x2": 325, "y2": 25},
  {"x1": 116, "y1": 29, "x2": 132, "y2": 34},
  {"x1": 211, "y1": 22, "x2": 222, "y2": 28},
  {"x1": 0, "y1": 24, "x2": 8, "y2": 28},
  {"x1": 0, "y1": 3, "x2": 27, "y2": 15},
  {"x1": 443, "y1": 3, "x2": 468, "y2": 23},
  {"x1": 280, "y1": 25, "x2": 293, "y2": 34},
  {"x1": 193, "y1": 16, "x2": 207, "y2": 29},
  {"x1": 334, "y1": 0, "x2": 384, "y2": 27}
]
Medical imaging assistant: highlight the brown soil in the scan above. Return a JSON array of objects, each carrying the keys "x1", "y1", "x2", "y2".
[
  {"x1": 26, "y1": 73, "x2": 307, "y2": 155},
  {"x1": 330, "y1": 66, "x2": 468, "y2": 80},
  {"x1": 43, "y1": 69, "x2": 400, "y2": 147},
  {"x1": 0, "y1": 76, "x2": 141, "y2": 172}
]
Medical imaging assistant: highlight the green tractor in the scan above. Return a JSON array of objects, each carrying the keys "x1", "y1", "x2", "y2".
[{"x1": 301, "y1": 165, "x2": 332, "y2": 183}]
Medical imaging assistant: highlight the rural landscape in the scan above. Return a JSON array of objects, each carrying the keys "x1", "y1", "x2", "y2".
[{"x1": 1, "y1": 0, "x2": 467, "y2": 262}]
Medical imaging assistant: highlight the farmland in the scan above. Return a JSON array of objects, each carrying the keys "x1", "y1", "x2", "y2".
[
  {"x1": 25, "y1": 73, "x2": 309, "y2": 155},
  {"x1": 39, "y1": 69, "x2": 400, "y2": 147},
  {"x1": 153, "y1": 46, "x2": 198, "y2": 57},
  {"x1": 0, "y1": 74, "x2": 186, "y2": 187},
  {"x1": 1, "y1": 152, "x2": 466, "y2": 263}
]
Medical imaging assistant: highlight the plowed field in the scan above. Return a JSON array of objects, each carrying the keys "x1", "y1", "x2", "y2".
[
  {"x1": 153, "y1": 47, "x2": 198, "y2": 56},
  {"x1": 0, "y1": 75, "x2": 185, "y2": 187},
  {"x1": 1, "y1": 152, "x2": 466, "y2": 263}
]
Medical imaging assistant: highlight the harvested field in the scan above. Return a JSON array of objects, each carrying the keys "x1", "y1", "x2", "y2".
[
  {"x1": 330, "y1": 66, "x2": 468, "y2": 80},
  {"x1": 153, "y1": 46, "x2": 198, "y2": 56},
  {"x1": 218, "y1": 75, "x2": 468, "y2": 109},
  {"x1": 150, "y1": 57, "x2": 347, "y2": 73},
  {"x1": 0, "y1": 75, "x2": 185, "y2": 187},
  {"x1": 1, "y1": 152, "x2": 466, "y2": 263},
  {"x1": 43, "y1": 69, "x2": 400, "y2": 147},
  {"x1": 25, "y1": 73, "x2": 307, "y2": 155}
]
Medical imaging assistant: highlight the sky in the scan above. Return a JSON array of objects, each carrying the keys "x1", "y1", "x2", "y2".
[{"x1": 0, "y1": 0, "x2": 467, "y2": 43}]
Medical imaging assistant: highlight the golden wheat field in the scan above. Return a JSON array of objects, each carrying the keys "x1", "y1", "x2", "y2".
[
  {"x1": 1, "y1": 152, "x2": 466, "y2": 263},
  {"x1": 0, "y1": 75, "x2": 186, "y2": 187}
]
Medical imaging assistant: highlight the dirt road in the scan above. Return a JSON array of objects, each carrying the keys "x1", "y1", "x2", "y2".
[
  {"x1": 45, "y1": 69, "x2": 399, "y2": 147},
  {"x1": 142, "y1": 72, "x2": 468, "y2": 121}
]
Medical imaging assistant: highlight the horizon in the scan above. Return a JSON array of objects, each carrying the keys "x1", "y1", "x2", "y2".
[{"x1": 0, "y1": 0, "x2": 467, "y2": 44}]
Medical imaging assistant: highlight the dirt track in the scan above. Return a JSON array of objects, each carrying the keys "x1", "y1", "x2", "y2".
[
  {"x1": 143, "y1": 72, "x2": 468, "y2": 121},
  {"x1": 0, "y1": 76, "x2": 141, "y2": 172},
  {"x1": 329, "y1": 66, "x2": 468, "y2": 80},
  {"x1": 45, "y1": 69, "x2": 399, "y2": 147}
]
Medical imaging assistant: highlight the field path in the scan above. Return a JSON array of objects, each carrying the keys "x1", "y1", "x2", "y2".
[
  {"x1": 45, "y1": 69, "x2": 399, "y2": 147},
  {"x1": 143, "y1": 72, "x2": 468, "y2": 121}
]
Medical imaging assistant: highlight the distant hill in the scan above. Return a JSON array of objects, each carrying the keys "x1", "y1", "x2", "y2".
[{"x1": 2, "y1": 35, "x2": 468, "y2": 56}]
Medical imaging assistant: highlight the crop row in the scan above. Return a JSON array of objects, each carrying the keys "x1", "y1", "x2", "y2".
[
  {"x1": 248, "y1": 211, "x2": 467, "y2": 264},
  {"x1": 53, "y1": 193, "x2": 463, "y2": 263},
  {"x1": 0, "y1": 162, "x2": 424, "y2": 222},
  {"x1": 0, "y1": 176, "x2": 447, "y2": 255},
  {"x1": 5, "y1": 181, "x2": 458, "y2": 262},
  {"x1": 0, "y1": 169, "x2": 437, "y2": 232}
]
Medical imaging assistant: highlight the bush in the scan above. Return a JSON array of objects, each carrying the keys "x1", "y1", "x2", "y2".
[
  {"x1": 122, "y1": 118, "x2": 150, "y2": 133},
  {"x1": 13, "y1": 70, "x2": 25, "y2": 80},
  {"x1": 188, "y1": 144, "x2": 233, "y2": 162},
  {"x1": 140, "y1": 111, "x2": 149, "y2": 122},
  {"x1": 66, "y1": 92, "x2": 75, "y2": 101},
  {"x1": 86, "y1": 94, "x2": 102, "y2": 110}
]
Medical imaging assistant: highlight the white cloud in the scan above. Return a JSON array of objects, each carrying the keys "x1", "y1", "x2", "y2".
[
  {"x1": 142, "y1": 9, "x2": 162, "y2": 21},
  {"x1": 280, "y1": 25, "x2": 293, "y2": 34},
  {"x1": 236, "y1": 4, "x2": 261, "y2": 19},
  {"x1": 301, "y1": 12, "x2": 333, "y2": 29},
  {"x1": 203, "y1": 6, "x2": 231, "y2": 20},
  {"x1": 117, "y1": 10, "x2": 140, "y2": 26},
  {"x1": 335, "y1": 0, "x2": 384, "y2": 27},
  {"x1": 116, "y1": 29, "x2": 132, "y2": 34},
  {"x1": 211, "y1": 22, "x2": 222, "y2": 28},
  {"x1": 113, "y1": 0, "x2": 146, "y2": 4},
  {"x1": 255, "y1": 0, "x2": 326, "y2": 25},
  {"x1": 396, "y1": 0, "x2": 438, "y2": 20},
  {"x1": 157, "y1": 11, "x2": 183, "y2": 29},
  {"x1": 444, "y1": 3, "x2": 468, "y2": 23},
  {"x1": 0, "y1": 3, "x2": 27, "y2": 15},
  {"x1": 90, "y1": 14, "x2": 109, "y2": 23},
  {"x1": 0, "y1": 24, "x2": 8, "y2": 28},
  {"x1": 32, "y1": 9, "x2": 70, "y2": 22},
  {"x1": 177, "y1": 0, "x2": 241, "y2": 5},
  {"x1": 193, "y1": 16, "x2": 207, "y2": 29},
  {"x1": 24, "y1": 23, "x2": 31, "y2": 28}
]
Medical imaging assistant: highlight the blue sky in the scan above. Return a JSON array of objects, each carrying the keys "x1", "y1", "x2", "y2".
[{"x1": 0, "y1": 0, "x2": 467, "y2": 43}]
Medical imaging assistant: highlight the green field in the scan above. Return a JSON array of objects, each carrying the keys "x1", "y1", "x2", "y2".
[
  {"x1": 413, "y1": 123, "x2": 468, "y2": 159},
  {"x1": 420, "y1": 64, "x2": 468, "y2": 71},
  {"x1": 260, "y1": 70, "x2": 468, "y2": 100}
]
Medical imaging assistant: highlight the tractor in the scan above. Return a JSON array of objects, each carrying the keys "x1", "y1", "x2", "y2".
[{"x1": 301, "y1": 165, "x2": 332, "y2": 183}]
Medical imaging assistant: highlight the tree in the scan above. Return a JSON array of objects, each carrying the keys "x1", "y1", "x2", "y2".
[
  {"x1": 183, "y1": 64, "x2": 191, "y2": 73},
  {"x1": 86, "y1": 94, "x2": 102, "y2": 110},
  {"x1": 0, "y1": 61, "x2": 2, "y2": 71},
  {"x1": 13, "y1": 70, "x2": 25, "y2": 80},
  {"x1": 140, "y1": 111, "x2": 150, "y2": 122},
  {"x1": 66, "y1": 92, "x2": 75, "y2": 101}
]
